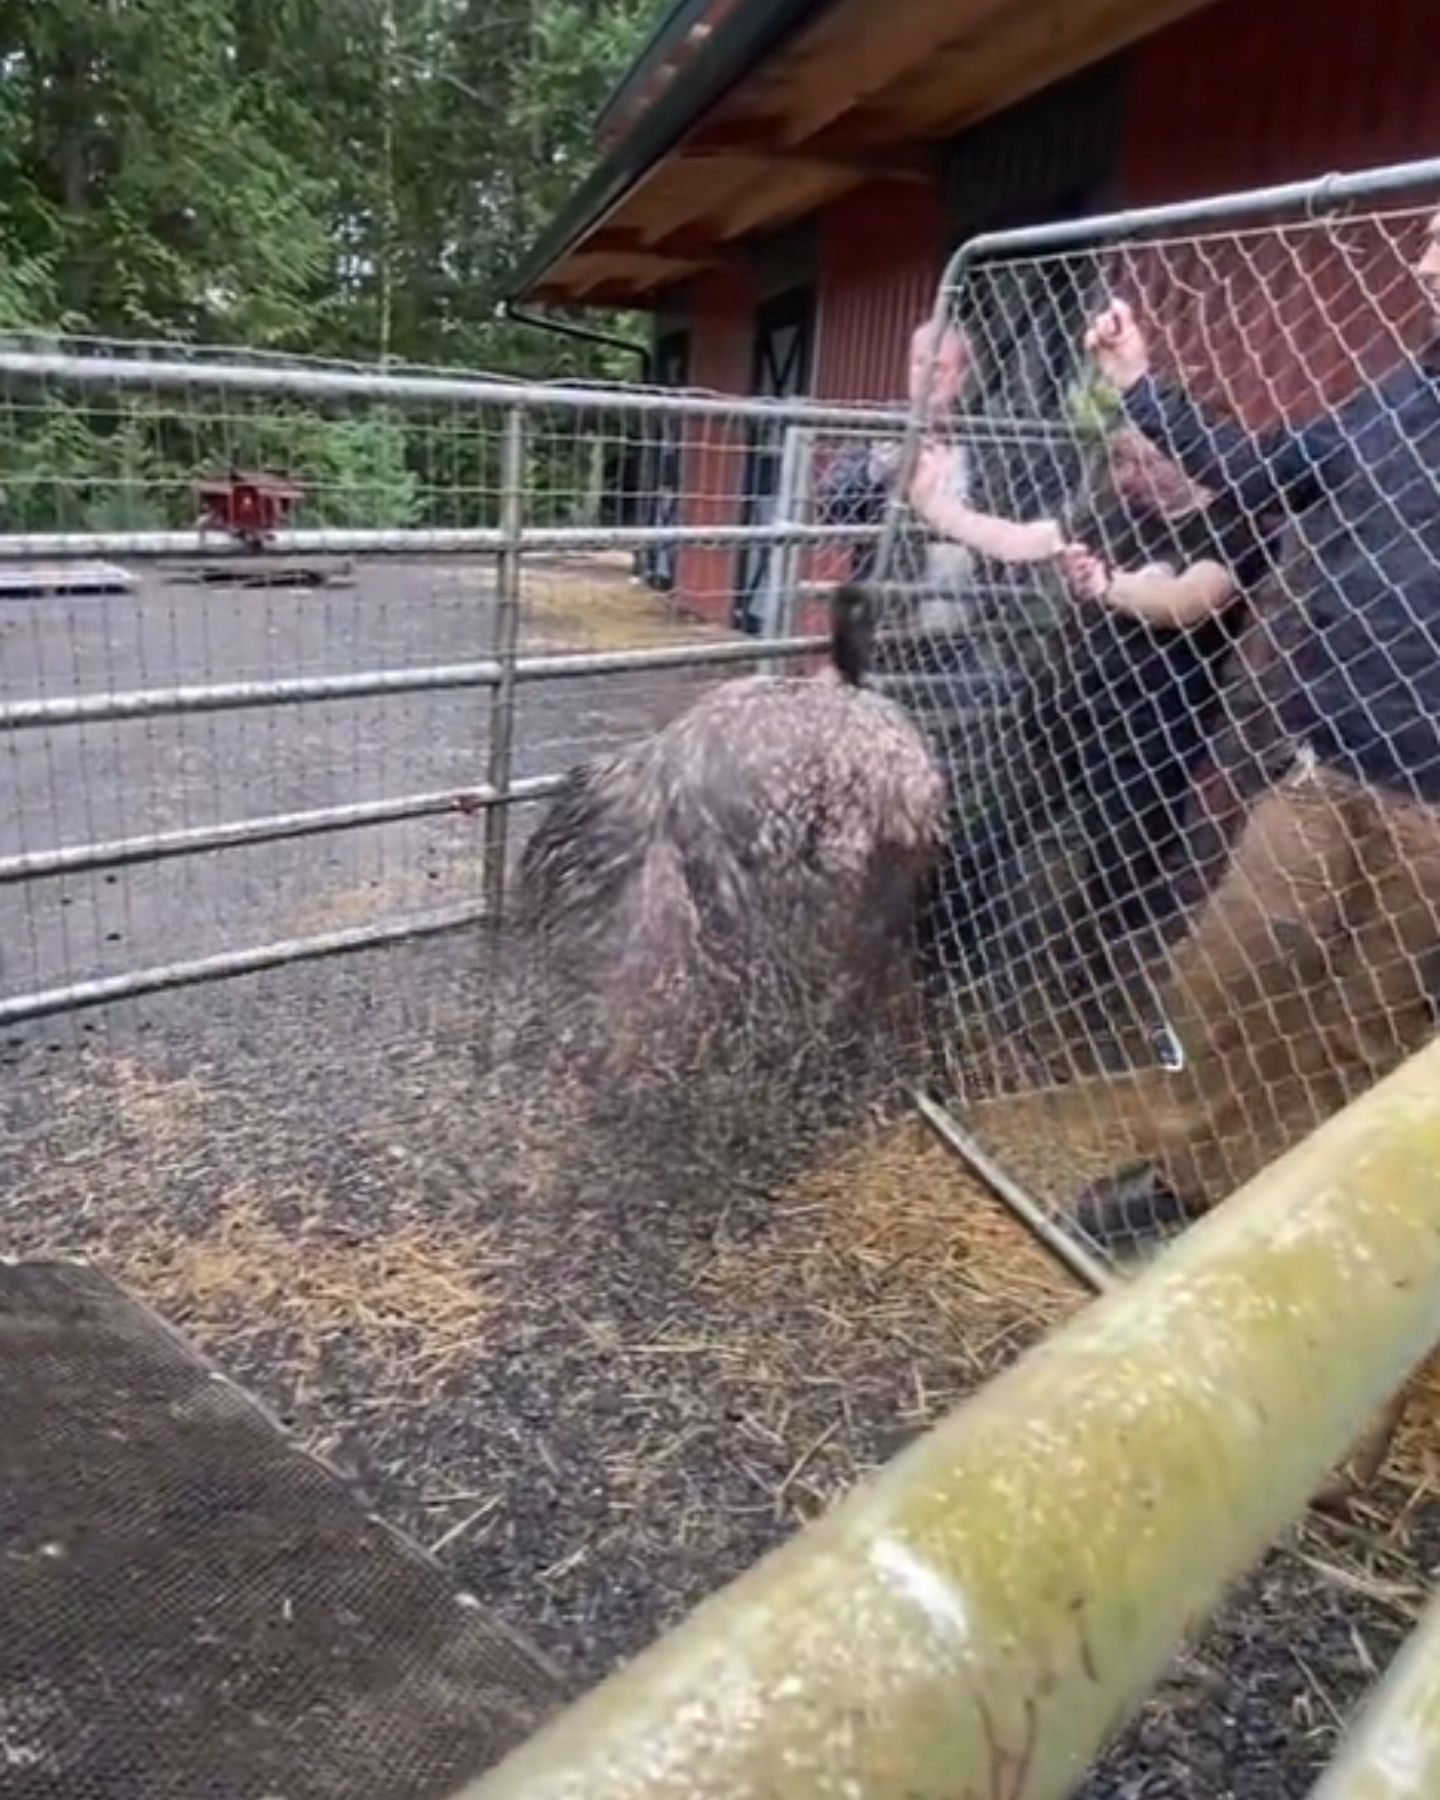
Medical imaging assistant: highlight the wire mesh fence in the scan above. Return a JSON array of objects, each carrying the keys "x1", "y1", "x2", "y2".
[
  {"x1": 894, "y1": 163, "x2": 1440, "y2": 1276},
  {"x1": 7, "y1": 163, "x2": 1440, "y2": 1796},
  {"x1": 0, "y1": 346, "x2": 983, "y2": 1723}
]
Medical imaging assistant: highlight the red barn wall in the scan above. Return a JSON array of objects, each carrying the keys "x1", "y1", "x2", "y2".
[
  {"x1": 799, "y1": 180, "x2": 950, "y2": 616},
  {"x1": 813, "y1": 181, "x2": 948, "y2": 402},
  {"x1": 673, "y1": 265, "x2": 756, "y2": 626},
  {"x1": 1116, "y1": 0, "x2": 1439, "y2": 427},
  {"x1": 659, "y1": 0, "x2": 1440, "y2": 624},
  {"x1": 1120, "y1": 0, "x2": 1436, "y2": 207}
]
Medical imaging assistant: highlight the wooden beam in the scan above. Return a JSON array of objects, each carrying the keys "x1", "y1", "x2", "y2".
[
  {"x1": 684, "y1": 117, "x2": 783, "y2": 152},
  {"x1": 681, "y1": 143, "x2": 936, "y2": 184},
  {"x1": 801, "y1": 106, "x2": 936, "y2": 152},
  {"x1": 570, "y1": 279, "x2": 677, "y2": 306},
  {"x1": 629, "y1": 159, "x2": 758, "y2": 249},
  {"x1": 715, "y1": 162, "x2": 853, "y2": 244},
  {"x1": 875, "y1": 0, "x2": 1208, "y2": 138},
  {"x1": 584, "y1": 226, "x2": 736, "y2": 259},
  {"x1": 559, "y1": 255, "x2": 708, "y2": 303},
  {"x1": 570, "y1": 224, "x2": 747, "y2": 270},
  {"x1": 649, "y1": 230, "x2": 752, "y2": 265},
  {"x1": 775, "y1": 0, "x2": 1016, "y2": 147},
  {"x1": 582, "y1": 227, "x2": 659, "y2": 255}
]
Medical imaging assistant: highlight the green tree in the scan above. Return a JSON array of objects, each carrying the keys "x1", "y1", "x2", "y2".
[{"x1": 0, "y1": 0, "x2": 655, "y2": 527}]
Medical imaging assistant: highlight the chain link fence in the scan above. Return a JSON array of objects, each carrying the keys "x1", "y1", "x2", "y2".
[
  {"x1": 7, "y1": 161, "x2": 1440, "y2": 1794},
  {"x1": 0, "y1": 347, "x2": 995, "y2": 1750},
  {"x1": 887, "y1": 159, "x2": 1440, "y2": 1277}
]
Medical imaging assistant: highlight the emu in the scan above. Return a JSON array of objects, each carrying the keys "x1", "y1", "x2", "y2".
[{"x1": 517, "y1": 586, "x2": 945, "y2": 1074}]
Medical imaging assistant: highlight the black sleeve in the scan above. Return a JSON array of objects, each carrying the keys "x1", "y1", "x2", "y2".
[
  {"x1": 1175, "y1": 497, "x2": 1272, "y2": 594},
  {"x1": 1071, "y1": 495, "x2": 1151, "y2": 571},
  {"x1": 1122, "y1": 376, "x2": 1344, "y2": 517}
]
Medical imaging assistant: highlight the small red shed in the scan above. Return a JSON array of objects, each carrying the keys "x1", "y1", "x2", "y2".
[{"x1": 195, "y1": 471, "x2": 308, "y2": 550}]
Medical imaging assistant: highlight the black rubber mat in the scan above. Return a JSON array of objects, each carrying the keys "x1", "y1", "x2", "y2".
[{"x1": 0, "y1": 1260, "x2": 563, "y2": 1799}]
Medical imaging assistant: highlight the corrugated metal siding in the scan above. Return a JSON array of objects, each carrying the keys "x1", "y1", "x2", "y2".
[
  {"x1": 1121, "y1": 0, "x2": 1436, "y2": 206},
  {"x1": 814, "y1": 182, "x2": 948, "y2": 402},
  {"x1": 800, "y1": 182, "x2": 948, "y2": 610},
  {"x1": 1118, "y1": 0, "x2": 1440, "y2": 427}
]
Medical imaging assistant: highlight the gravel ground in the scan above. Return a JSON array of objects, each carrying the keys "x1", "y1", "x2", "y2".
[{"x1": 1, "y1": 555, "x2": 1436, "y2": 1797}]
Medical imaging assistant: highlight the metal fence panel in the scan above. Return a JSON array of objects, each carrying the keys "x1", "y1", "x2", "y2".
[
  {"x1": 887, "y1": 158, "x2": 1440, "y2": 1277},
  {"x1": 0, "y1": 353, "x2": 879, "y2": 1020},
  {"x1": 7, "y1": 176, "x2": 1440, "y2": 1795}
]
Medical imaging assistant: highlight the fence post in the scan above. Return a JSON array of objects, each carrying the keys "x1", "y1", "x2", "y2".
[
  {"x1": 758, "y1": 425, "x2": 814, "y2": 657},
  {"x1": 1308, "y1": 1582, "x2": 1440, "y2": 1799},
  {"x1": 483, "y1": 405, "x2": 526, "y2": 922}
]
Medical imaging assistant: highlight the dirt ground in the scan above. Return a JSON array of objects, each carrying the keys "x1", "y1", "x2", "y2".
[{"x1": 2, "y1": 555, "x2": 1438, "y2": 1797}]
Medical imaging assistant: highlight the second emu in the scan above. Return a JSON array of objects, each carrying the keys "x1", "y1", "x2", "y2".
[{"x1": 518, "y1": 585, "x2": 945, "y2": 1079}]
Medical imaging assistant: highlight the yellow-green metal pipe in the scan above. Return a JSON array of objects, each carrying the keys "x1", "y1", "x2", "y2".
[
  {"x1": 460, "y1": 1041, "x2": 1440, "y2": 1800},
  {"x1": 1310, "y1": 1585, "x2": 1440, "y2": 1800}
]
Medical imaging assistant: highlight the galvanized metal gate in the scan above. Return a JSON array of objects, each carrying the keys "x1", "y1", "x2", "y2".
[
  {"x1": 0, "y1": 353, "x2": 899, "y2": 1036},
  {"x1": 884, "y1": 152, "x2": 1440, "y2": 1288}
]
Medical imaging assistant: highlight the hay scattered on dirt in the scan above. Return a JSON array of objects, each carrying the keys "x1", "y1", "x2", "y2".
[
  {"x1": 5, "y1": 959, "x2": 1440, "y2": 1800},
  {"x1": 520, "y1": 558, "x2": 727, "y2": 652},
  {"x1": 114, "y1": 1194, "x2": 501, "y2": 1384},
  {"x1": 967, "y1": 1075, "x2": 1160, "y2": 1204},
  {"x1": 779, "y1": 1119, "x2": 1079, "y2": 1329}
]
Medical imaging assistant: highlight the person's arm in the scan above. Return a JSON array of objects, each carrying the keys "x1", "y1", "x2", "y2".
[
  {"x1": 1122, "y1": 375, "x2": 1339, "y2": 516},
  {"x1": 1105, "y1": 557, "x2": 1236, "y2": 628},
  {"x1": 1088, "y1": 301, "x2": 1340, "y2": 513},
  {"x1": 1060, "y1": 544, "x2": 1236, "y2": 629},
  {"x1": 908, "y1": 444, "x2": 1064, "y2": 564}
]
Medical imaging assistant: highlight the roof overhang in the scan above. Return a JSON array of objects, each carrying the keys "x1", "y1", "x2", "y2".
[{"x1": 511, "y1": 0, "x2": 1214, "y2": 308}]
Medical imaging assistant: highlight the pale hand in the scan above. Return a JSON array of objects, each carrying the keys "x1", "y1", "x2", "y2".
[
  {"x1": 1022, "y1": 518, "x2": 1066, "y2": 560},
  {"x1": 1061, "y1": 543, "x2": 1112, "y2": 601},
  {"x1": 1085, "y1": 299, "x2": 1150, "y2": 391},
  {"x1": 908, "y1": 442, "x2": 952, "y2": 506}
]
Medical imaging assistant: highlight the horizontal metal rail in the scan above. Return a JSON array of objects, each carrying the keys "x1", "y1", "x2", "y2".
[
  {"x1": 515, "y1": 635, "x2": 823, "y2": 680},
  {"x1": 0, "y1": 775, "x2": 567, "y2": 885},
  {"x1": 0, "y1": 633, "x2": 825, "y2": 730},
  {"x1": 953, "y1": 154, "x2": 1440, "y2": 263},
  {"x1": 0, "y1": 521, "x2": 885, "y2": 561},
  {"x1": 460, "y1": 1039, "x2": 1440, "y2": 1800},
  {"x1": 0, "y1": 345, "x2": 913, "y2": 429},
  {"x1": 1, "y1": 660, "x2": 504, "y2": 727},
  {"x1": 1310, "y1": 1581, "x2": 1440, "y2": 1798},
  {"x1": 0, "y1": 902, "x2": 492, "y2": 1027}
]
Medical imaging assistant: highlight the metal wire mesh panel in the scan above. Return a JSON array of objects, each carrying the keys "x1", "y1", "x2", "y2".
[
  {"x1": 0, "y1": 1259, "x2": 563, "y2": 1799},
  {"x1": 899, "y1": 172, "x2": 1440, "y2": 1267},
  {"x1": 0, "y1": 342, "x2": 954, "y2": 1715},
  {"x1": 1, "y1": 270, "x2": 1438, "y2": 1799}
]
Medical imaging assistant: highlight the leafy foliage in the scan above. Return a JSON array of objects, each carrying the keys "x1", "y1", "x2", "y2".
[{"x1": 0, "y1": 0, "x2": 654, "y2": 527}]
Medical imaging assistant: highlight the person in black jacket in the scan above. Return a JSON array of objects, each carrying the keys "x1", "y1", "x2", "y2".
[
  {"x1": 928, "y1": 426, "x2": 1281, "y2": 1067},
  {"x1": 1075, "y1": 241, "x2": 1440, "y2": 1240}
]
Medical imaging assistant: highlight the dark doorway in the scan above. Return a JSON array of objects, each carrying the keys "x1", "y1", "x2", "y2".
[
  {"x1": 637, "y1": 328, "x2": 690, "y2": 592},
  {"x1": 734, "y1": 286, "x2": 815, "y2": 633}
]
